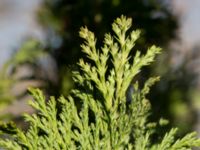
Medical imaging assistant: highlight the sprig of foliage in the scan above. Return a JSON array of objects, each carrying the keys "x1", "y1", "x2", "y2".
[{"x1": 0, "y1": 15, "x2": 200, "y2": 150}]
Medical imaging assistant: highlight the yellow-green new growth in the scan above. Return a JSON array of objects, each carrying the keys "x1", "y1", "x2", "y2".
[{"x1": 0, "y1": 15, "x2": 200, "y2": 150}]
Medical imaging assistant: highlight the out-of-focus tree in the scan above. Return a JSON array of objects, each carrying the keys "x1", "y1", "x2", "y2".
[
  {"x1": 150, "y1": 55, "x2": 197, "y2": 134},
  {"x1": 0, "y1": 40, "x2": 47, "y2": 122},
  {"x1": 0, "y1": 67, "x2": 15, "y2": 112}
]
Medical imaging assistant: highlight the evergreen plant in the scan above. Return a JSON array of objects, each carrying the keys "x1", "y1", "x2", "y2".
[{"x1": 0, "y1": 16, "x2": 199, "y2": 150}]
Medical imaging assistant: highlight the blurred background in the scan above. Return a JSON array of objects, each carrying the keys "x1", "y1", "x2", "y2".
[{"x1": 0, "y1": 0, "x2": 200, "y2": 135}]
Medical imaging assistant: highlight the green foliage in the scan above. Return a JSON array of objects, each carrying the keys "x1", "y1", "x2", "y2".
[
  {"x1": 0, "y1": 16, "x2": 199, "y2": 150},
  {"x1": 6, "y1": 40, "x2": 45, "y2": 66},
  {"x1": 0, "y1": 69, "x2": 15, "y2": 110},
  {"x1": 37, "y1": 0, "x2": 178, "y2": 97},
  {"x1": 0, "y1": 40, "x2": 45, "y2": 118}
]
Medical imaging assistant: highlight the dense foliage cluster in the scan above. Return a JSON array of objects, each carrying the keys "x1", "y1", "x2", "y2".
[
  {"x1": 38, "y1": 0, "x2": 178, "y2": 96},
  {"x1": 0, "y1": 16, "x2": 199, "y2": 150}
]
